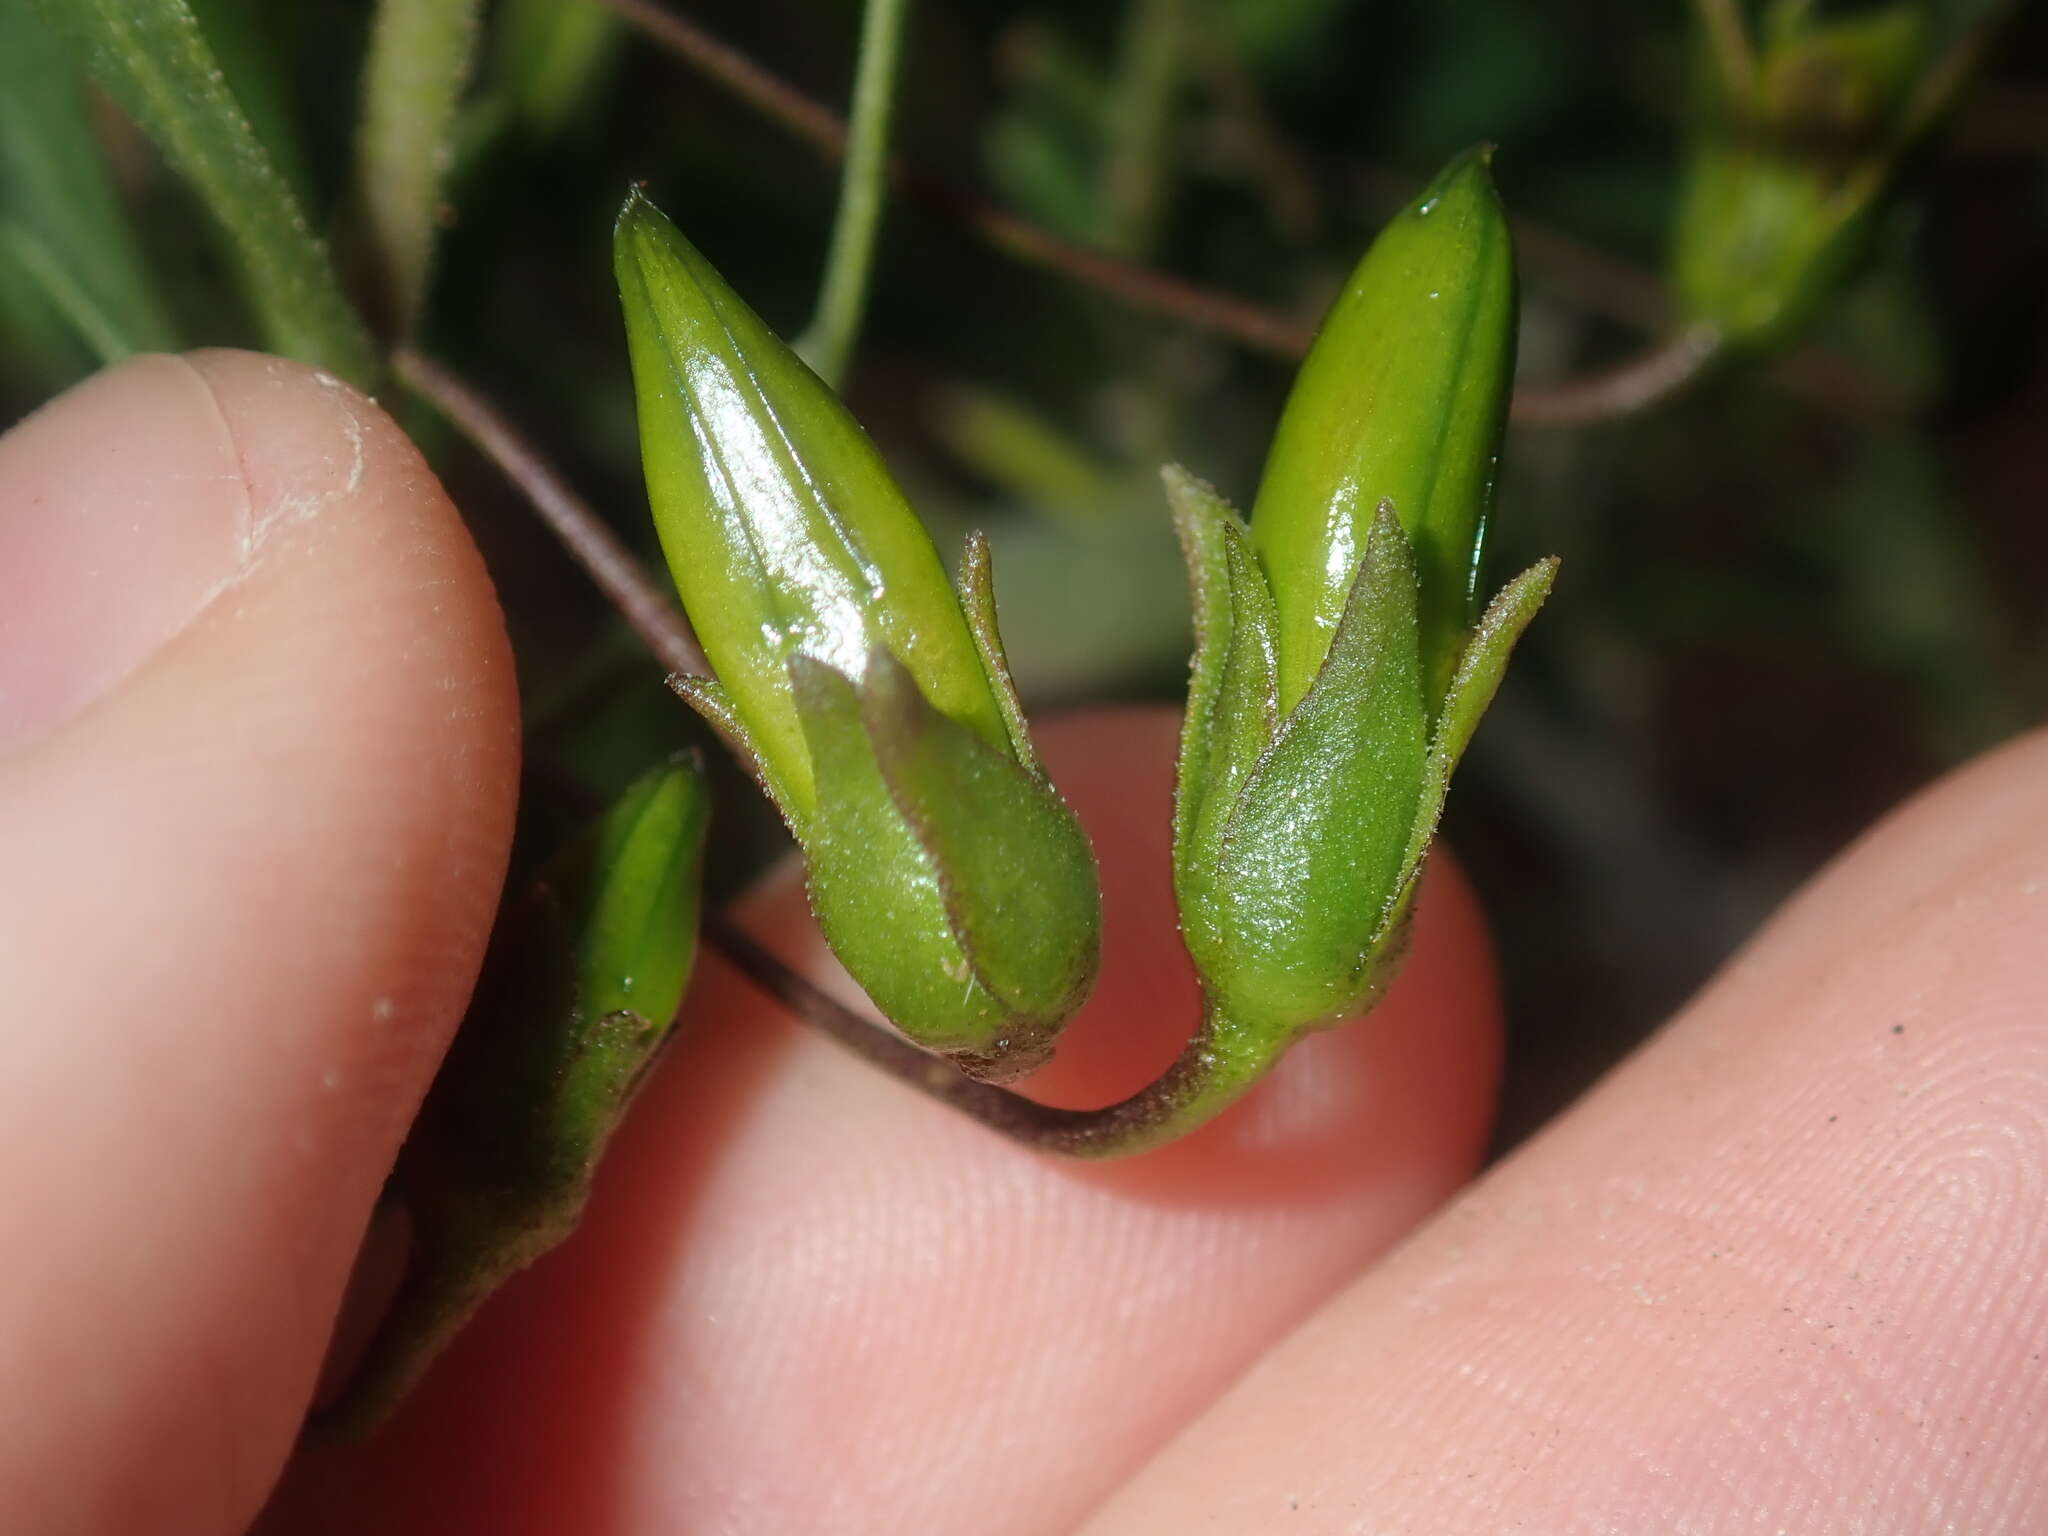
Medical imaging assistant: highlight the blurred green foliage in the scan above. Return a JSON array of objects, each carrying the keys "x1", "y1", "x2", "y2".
[{"x1": 2, "y1": 0, "x2": 2043, "y2": 1143}]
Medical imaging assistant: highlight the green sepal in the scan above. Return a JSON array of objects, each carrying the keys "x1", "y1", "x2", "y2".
[
  {"x1": 1164, "y1": 465, "x2": 1278, "y2": 929},
  {"x1": 1346, "y1": 553, "x2": 1560, "y2": 1009},
  {"x1": 1248, "y1": 146, "x2": 1515, "y2": 715},
  {"x1": 793, "y1": 649, "x2": 1099, "y2": 1080},
  {"x1": 615, "y1": 191, "x2": 1010, "y2": 819},
  {"x1": 1194, "y1": 502, "x2": 1429, "y2": 1034},
  {"x1": 319, "y1": 757, "x2": 710, "y2": 1434},
  {"x1": 667, "y1": 670, "x2": 801, "y2": 833},
  {"x1": 1398, "y1": 556, "x2": 1558, "y2": 891},
  {"x1": 956, "y1": 530, "x2": 1039, "y2": 773}
]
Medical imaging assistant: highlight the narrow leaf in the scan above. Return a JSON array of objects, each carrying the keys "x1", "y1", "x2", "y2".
[
  {"x1": 31, "y1": 0, "x2": 378, "y2": 385},
  {"x1": 352, "y1": 0, "x2": 485, "y2": 336},
  {"x1": 0, "y1": 0, "x2": 177, "y2": 364}
]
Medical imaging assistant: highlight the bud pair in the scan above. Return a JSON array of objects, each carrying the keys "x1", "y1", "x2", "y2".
[{"x1": 615, "y1": 194, "x2": 1099, "y2": 1081}]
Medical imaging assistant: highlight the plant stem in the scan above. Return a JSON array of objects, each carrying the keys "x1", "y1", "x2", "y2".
[
  {"x1": 1510, "y1": 325, "x2": 1725, "y2": 426},
  {"x1": 705, "y1": 915, "x2": 1261, "y2": 1158},
  {"x1": 798, "y1": 0, "x2": 912, "y2": 388},
  {"x1": 352, "y1": 0, "x2": 485, "y2": 339},
  {"x1": 392, "y1": 347, "x2": 710, "y2": 679}
]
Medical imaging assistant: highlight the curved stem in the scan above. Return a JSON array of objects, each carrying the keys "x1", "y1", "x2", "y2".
[
  {"x1": 1510, "y1": 325, "x2": 1724, "y2": 427},
  {"x1": 393, "y1": 347, "x2": 710, "y2": 679},
  {"x1": 704, "y1": 915, "x2": 1262, "y2": 1159},
  {"x1": 799, "y1": 0, "x2": 912, "y2": 388}
]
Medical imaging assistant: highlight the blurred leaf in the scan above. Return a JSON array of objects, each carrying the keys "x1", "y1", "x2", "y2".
[
  {"x1": 0, "y1": 0, "x2": 177, "y2": 369},
  {"x1": 30, "y1": 0, "x2": 377, "y2": 385},
  {"x1": 488, "y1": 0, "x2": 625, "y2": 139},
  {"x1": 352, "y1": 0, "x2": 485, "y2": 336}
]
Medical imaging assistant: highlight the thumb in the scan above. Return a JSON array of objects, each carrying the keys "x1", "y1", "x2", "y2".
[{"x1": 0, "y1": 352, "x2": 519, "y2": 1535}]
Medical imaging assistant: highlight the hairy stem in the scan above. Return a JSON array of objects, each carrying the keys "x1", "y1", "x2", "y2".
[{"x1": 798, "y1": 0, "x2": 912, "y2": 387}]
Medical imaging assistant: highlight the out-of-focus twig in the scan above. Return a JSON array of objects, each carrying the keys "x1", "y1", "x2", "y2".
[
  {"x1": 1511, "y1": 325, "x2": 1724, "y2": 425},
  {"x1": 393, "y1": 346, "x2": 710, "y2": 679},
  {"x1": 595, "y1": 0, "x2": 1316, "y2": 358}
]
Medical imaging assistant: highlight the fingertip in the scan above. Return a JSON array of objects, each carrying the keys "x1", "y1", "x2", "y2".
[{"x1": 0, "y1": 350, "x2": 520, "y2": 1532}]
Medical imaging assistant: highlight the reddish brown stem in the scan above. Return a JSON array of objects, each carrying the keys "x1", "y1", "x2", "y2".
[{"x1": 393, "y1": 347, "x2": 710, "y2": 679}]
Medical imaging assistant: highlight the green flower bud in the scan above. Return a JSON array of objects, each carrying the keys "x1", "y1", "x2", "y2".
[
  {"x1": 1250, "y1": 146, "x2": 1516, "y2": 716},
  {"x1": 1172, "y1": 150, "x2": 1554, "y2": 1063},
  {"x1": 326, "y1": 756, "x2": 711, "y2": 1432},
  {"x1": 614, "y1": 192, "x2": 1099, "y2": 1079},
  {"x1": 1672, "y1": 0, "x2": 1970, "y2": 348}
]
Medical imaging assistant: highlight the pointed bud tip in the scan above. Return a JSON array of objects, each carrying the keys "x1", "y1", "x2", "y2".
[{"x1": 1407, "y1": 143, "x2": 1504, "y2": 226}]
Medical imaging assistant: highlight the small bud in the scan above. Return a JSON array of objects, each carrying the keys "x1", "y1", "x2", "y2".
[
  {"x1": 614, "y1": 193, "x2": 1099, "y2": 1077},
  {"x1": 323, "y1": 756, "x2": 712, "y2": 1432},
  {"x1": 1671, "y1": 0, "x2": 1977, "y2": 348},
  {"x1": 1172, "y1": 150, "x2": 1553, "y2": 1060}
]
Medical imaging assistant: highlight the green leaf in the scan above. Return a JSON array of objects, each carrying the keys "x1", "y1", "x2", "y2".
[
  {"x1": 1249, "y1": 146, "x2": 1516, "y2": 715},
  {"x1": 31, "y1": 0, "x2": 378, "y2": 385},
  {"x1": 351, "y1": 0, "x2": 485, "y2": 336},
  {"x1": 321, "y1": 758, "x2": 710, "y2": 1435},
  {"x1": 615, "y1": 192, "x2": 1010, "y2": 821},
  {"x1": 1201, "y1": 502, "x2": 1429, "y2": 1034},
  {"x1": 0, "y1": 0, "x2": 177, "y2": 366}
]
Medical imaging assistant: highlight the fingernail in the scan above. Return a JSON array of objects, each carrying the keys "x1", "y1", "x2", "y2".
[{"x1": 0, "y1": 354, "x2": 251, "y2": 752}]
